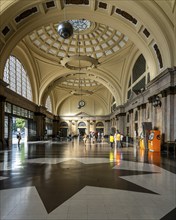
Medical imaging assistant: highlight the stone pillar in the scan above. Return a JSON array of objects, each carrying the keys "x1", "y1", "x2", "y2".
[
  {"x1": 0, "y1": 96, "x2": 6, "y2": 150},
  {"x1": 104, "y1": 120, "x2": 110, "y2": 135},
  {"x1": 138, "y1": 104, "x2": 146, "y2": 135},
  {"x1": 75, "y1": 120, "x2": 78, "y2": 135},
  {"x1": 68, "y1": 120, "x2": 72, "y2": 135},
  {"x1": 8, "y1": 115, "x2": 13, "y2": 147},
  {"x1": 129, "y1": 109, "x2": 133, "y2": 137},
  {"x1": 116, "y1": 113, "x2": 126, "y2": 134},
  {"x1": 93, "y1": 120, "x2": 96, "y2": 132},
  {"x1": 53, "y1": 116, "x2": 60, "y2": 137},
  {"x1": 87, "y1": 120, "x2": 90, "y2": 134},
  {"x1": 165, "y1": 87, "x2": 175, "y2": 142},
  {"x1": 34, "y1": 106, "x2": 46, "y2": 140},
  {"x1": 0, "y1": 80, "x2": 8, "y2": 150}
]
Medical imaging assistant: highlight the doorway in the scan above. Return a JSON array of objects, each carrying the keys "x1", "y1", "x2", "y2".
[{"x1": 12, "y1": 117, "x2": 28, "y2": 144}]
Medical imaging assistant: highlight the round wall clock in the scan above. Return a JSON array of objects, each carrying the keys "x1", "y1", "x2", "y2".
[{"x1": 79, "y1": 100, "x2": 85, "y2": 107}]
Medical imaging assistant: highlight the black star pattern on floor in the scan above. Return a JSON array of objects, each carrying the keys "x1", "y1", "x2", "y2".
[{"x1": 0, "y1": 159, "x2": 159, "y2": 213}]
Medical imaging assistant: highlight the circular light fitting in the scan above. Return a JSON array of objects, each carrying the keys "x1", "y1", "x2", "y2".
[{"x1": 60, "y1": 55, "x2": 99, "y2": 70}]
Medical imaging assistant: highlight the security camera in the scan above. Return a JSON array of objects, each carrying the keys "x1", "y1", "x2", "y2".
[{"x1": 57, "y1": 21, "x2": 73, "y2": 39}]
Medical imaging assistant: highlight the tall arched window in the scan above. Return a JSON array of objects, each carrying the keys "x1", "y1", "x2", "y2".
[
  {"x1": 127, "y1": 54, "x2": 150, "y2": 100},
  {"x1": 3, "y1": 56, "x2": 32, "y2": 101},
  {"x1": 45, "y1": 96, "x2": 52, "y2": 113}
]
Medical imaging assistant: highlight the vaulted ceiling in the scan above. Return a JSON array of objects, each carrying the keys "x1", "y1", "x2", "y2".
[{"x1": 0, "y1": 0, "x2": 175, "y2": 116}]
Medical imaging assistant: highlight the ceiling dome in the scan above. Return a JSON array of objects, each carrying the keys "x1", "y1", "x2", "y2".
[{"x1": 28, "y1": 19, "x2": 129, "y2": 60}]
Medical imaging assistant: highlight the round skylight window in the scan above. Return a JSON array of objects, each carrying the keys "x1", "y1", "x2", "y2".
[{"x1": 69, "y1": 19, "x2": 91, "y2": 32}]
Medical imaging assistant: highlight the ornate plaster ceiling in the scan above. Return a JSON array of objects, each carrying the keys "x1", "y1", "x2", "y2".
[
  {"x1": 28, "y1": 20, "x2": 129, "y2": 60},
  {"x1": 0, "y1": 0, "x2": 175, "y2": 115}
]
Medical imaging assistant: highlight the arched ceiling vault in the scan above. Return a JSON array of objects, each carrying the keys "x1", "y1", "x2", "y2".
[
  {"x1": 40, "y1": 68, "x2": 122, "y2": 108},
  {"x1": 0, "y1": 0, "x2": 175, "y2": 115}
]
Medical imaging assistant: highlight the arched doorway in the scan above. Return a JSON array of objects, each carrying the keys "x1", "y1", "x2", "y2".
[
  {"x1": 59, "y1": 121, "x2": 68, "y2": 138},
  {"x1": 78, "y1": 122, "x2": 86, "y2": 137}
]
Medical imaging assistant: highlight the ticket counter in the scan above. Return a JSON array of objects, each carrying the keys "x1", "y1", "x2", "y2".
[{"x1": 148, "y1": 130, "x2": 161, "y2": 152}]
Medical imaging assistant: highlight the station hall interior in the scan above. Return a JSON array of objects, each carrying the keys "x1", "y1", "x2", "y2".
[{"x1": 0, "y1": 0, "x2": 176, "y2": 219}]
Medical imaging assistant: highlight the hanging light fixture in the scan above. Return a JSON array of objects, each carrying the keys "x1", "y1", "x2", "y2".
[
  {"x1": 60, "y1": 18, "x2": 99, "y2": 70},
  {"x1": 77, "y1": 31, "x2": 85, "y2": 109},
  {"x1": 57, "y1": 0, "x2": 73, "y2": 39},
  {"x1": 57, "y1": 21, "x2": 73, "y2": 39}
]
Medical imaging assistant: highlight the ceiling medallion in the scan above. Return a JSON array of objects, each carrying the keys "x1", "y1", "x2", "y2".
[{"x1": 60, "y1": 55, "x2": 99, "y2": 70}]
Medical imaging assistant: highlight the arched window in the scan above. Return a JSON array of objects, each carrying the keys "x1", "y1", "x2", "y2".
[
  {"x1": 45, "y1": 96, "x2": 52, "y2": 113},
  {"x1": 60, "y1": 121, "x2": 68, "y2": 127},
  {"x1": 96, "y1": 122, "x2": 104, "y2": 127},
  {"x1": 132, "y1": 54, "x2": 146, "y2": 82},
  {"x1": 3, "y1": 56, "x2": 32, "y2": 101},
  {"x1": 127, "y1": 54, "x2": 149, "y2": 100},
  {"x1": 78, "y1": 122, "x2": 86, "y2": 127}
]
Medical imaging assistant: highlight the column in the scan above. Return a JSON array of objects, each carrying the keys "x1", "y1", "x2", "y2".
[
  {"x1": 75, "y1": 120, "x2": 78, "y2": 135},
  {"x1": 68, "y1": 120, "x2": 72, "y2": 135},
  {"x1": 166, "y1": 88, "x2": 175, "y2": 142},
  {"x1": 104, "y1": 120, "x2": 110, "y2": 136},
  {"x1": 117, "y1": 113, "x2": 126, "y2": 134},
  {"x1": 0, "y1": 96, "x2": 6, "y2": 149},
  {"x1": 34, "y1": 106, "x2": 46, "y2": 140},
  {"x1": 87, "y1": 120, "x2": 90, "y2": 134},
  {"x1": 53, "y1": 116, "x2": 60, "y2": 137},
  {"x1": 0, "y1": 80, "x2": 8, "y2": 150},
  {"x1": 129, "y1": 109, "x2": 133, "y2": 137}
]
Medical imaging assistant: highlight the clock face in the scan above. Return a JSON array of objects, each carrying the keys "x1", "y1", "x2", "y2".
[{"x1": 79, "y1": 100, "x2": 85, "y2": 107}]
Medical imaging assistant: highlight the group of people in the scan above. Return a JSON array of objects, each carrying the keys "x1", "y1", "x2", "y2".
[
  {"x1": 109, "y1": 131, "x2": 123, "y2": 148},
  {"x1": 83, "y1": 131, "x2": 104, "y2": 145}
]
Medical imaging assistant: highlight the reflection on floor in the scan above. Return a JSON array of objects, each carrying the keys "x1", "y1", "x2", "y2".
[{"x1": 0, "y1": 139, "x2": 176, "y2": 220}]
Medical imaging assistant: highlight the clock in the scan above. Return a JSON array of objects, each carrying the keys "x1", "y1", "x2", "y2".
[{"x1": 79, "y1": 100, "x2": 85, "y2": 107}]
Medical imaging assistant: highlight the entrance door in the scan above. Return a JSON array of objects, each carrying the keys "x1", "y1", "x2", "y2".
[
  {"x1": 78, "y1": 128, "x2": 86, "y2": 136},
  {"x1": 12, "y1": 117, "x2": 27, "y2": 144},
  {"x1": 60, "y1": 128, "x2": 68, "y2": 137}
]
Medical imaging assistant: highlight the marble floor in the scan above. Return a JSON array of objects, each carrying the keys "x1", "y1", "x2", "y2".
[{"x1": 0, "y1": 139, "x2": 176, "y2": 220}]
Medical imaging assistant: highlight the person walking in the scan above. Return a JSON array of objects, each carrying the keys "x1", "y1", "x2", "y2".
[
  {"x1": 109, "y1": 134, "x2": 114, "y2": 148},
  {"x1": 83, "y1": 133, "x2": 87, "y2": 146},
  {"x1": 17, "y1": 132, "x2": 21, "y2": 145},
  {"x1": 116, "y1": 132, "x2": 121, "y2": 148}
]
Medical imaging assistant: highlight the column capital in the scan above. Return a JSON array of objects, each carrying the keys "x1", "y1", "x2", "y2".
[
  {"x1": 129, "y1": 109, "x2": 133, "y2": 114},
  {"x1": 35, "y1": 105, "x2": 47, "y2": 117}
]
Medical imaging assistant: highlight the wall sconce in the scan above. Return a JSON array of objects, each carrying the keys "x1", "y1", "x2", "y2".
[{"x1": 152, "y1": 95, "x2": 161, "y2": 107}]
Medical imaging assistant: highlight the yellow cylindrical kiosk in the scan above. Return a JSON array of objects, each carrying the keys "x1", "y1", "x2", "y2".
[
  {"x1": 148, "y1": 130, "x2": 161, "y2": 152},
  {"x1": 139, "y1": 139, "x2": 145, "y2": 149},
  {"x1": 139, "y1": 132, "x2": 145, "y2": 149}
]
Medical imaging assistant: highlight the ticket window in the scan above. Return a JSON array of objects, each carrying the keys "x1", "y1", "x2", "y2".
[{"x1": 148, "y1": 130, "x2": 161, "y2": 152}]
